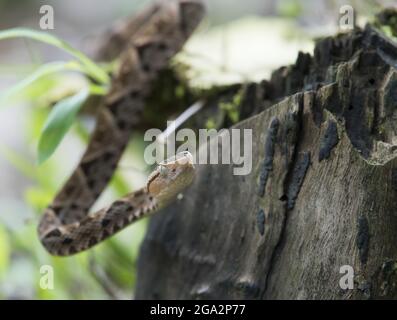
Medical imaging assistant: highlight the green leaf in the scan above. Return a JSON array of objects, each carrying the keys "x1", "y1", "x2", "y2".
[
  {"x1": 88, "y1": 83, "x2": 108, "y2": 96},
  {"x1": 25, "y1": 187, "x2": 54, "y2": 211},
  {"x1": 0, "y1": 144, "x2": 38, "y2": 181},
  {"x1": 0, "y1": 28, "x2": 109, "y2": 84},
  {"x1": 38, "y1": 88, "x2": 89, "y2": 164},
  {"x1": 0, "y1": 225, "x2": 10, "y2": 278},
  {"x1": 0, "y1": 61, "x2": 81, "y2": 105}
]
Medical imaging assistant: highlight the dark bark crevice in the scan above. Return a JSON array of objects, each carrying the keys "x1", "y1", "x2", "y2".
[{"x1": 261, "y1": 98, "x2": 305, "y2": 298}]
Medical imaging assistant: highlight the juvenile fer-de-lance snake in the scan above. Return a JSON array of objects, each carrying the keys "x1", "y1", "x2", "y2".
[{"x1": 38, "y1": 0, "x2": 204, "y2": 256}]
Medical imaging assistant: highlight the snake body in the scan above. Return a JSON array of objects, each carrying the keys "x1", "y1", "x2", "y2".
[{"x1": 38, "y1": 0, "x2": 204, "y2": 256}]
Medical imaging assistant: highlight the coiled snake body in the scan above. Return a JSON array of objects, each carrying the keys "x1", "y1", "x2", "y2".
[{"x1": 38, "y1": 0, "x2": 204, "y2": 256}]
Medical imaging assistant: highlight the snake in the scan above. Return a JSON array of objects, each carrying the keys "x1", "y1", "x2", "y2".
[{"x1": 38, "y1": 0, "x2": 204, "y2": 256}]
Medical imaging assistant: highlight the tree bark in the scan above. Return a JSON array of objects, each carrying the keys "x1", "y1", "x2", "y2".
[{"x1": 135, "y1": 25, "x2": 397, "y2": 299}]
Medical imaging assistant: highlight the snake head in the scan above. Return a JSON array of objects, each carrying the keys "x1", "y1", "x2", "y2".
[{"x1": 147, "y1": 151, "x2": 195, "y2": 206}]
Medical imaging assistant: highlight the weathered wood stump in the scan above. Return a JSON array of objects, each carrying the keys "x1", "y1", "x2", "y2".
[{"x1": 136, "y1": 25, "x2": 397, "y2": 299}]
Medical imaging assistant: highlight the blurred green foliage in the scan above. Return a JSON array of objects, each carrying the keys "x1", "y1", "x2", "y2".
[
  {"x1": 0, "y1": 83, "x2": 149, "y2": 298},
  {"x1": 0, "y1": 29, "x2": 148, "y2": 299},
  {"x1": 277, "y1": 0, "x2": 302, "y2": 18}
]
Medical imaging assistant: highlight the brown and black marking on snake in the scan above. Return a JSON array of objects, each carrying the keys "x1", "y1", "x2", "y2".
[
  {"x1": 38, "y1": 0, "x2": 204, "y2": 256},
  {"x1": 42, "y1": 190, "x2": 158, "y2": 256}
]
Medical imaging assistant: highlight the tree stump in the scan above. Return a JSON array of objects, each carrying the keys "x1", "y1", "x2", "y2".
[{"x1": 135, "y1": 25, "x2": 397, "y2": 299}]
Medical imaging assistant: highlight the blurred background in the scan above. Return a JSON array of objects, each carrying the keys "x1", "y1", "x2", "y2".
[{"x1": 0, "y1": 0, "x2": 393, "y2": 299}]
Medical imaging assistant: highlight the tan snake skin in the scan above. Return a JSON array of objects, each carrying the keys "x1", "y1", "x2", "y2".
[{"x1": 38, "y1": 0, "x2": 204, "y2": 256}]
